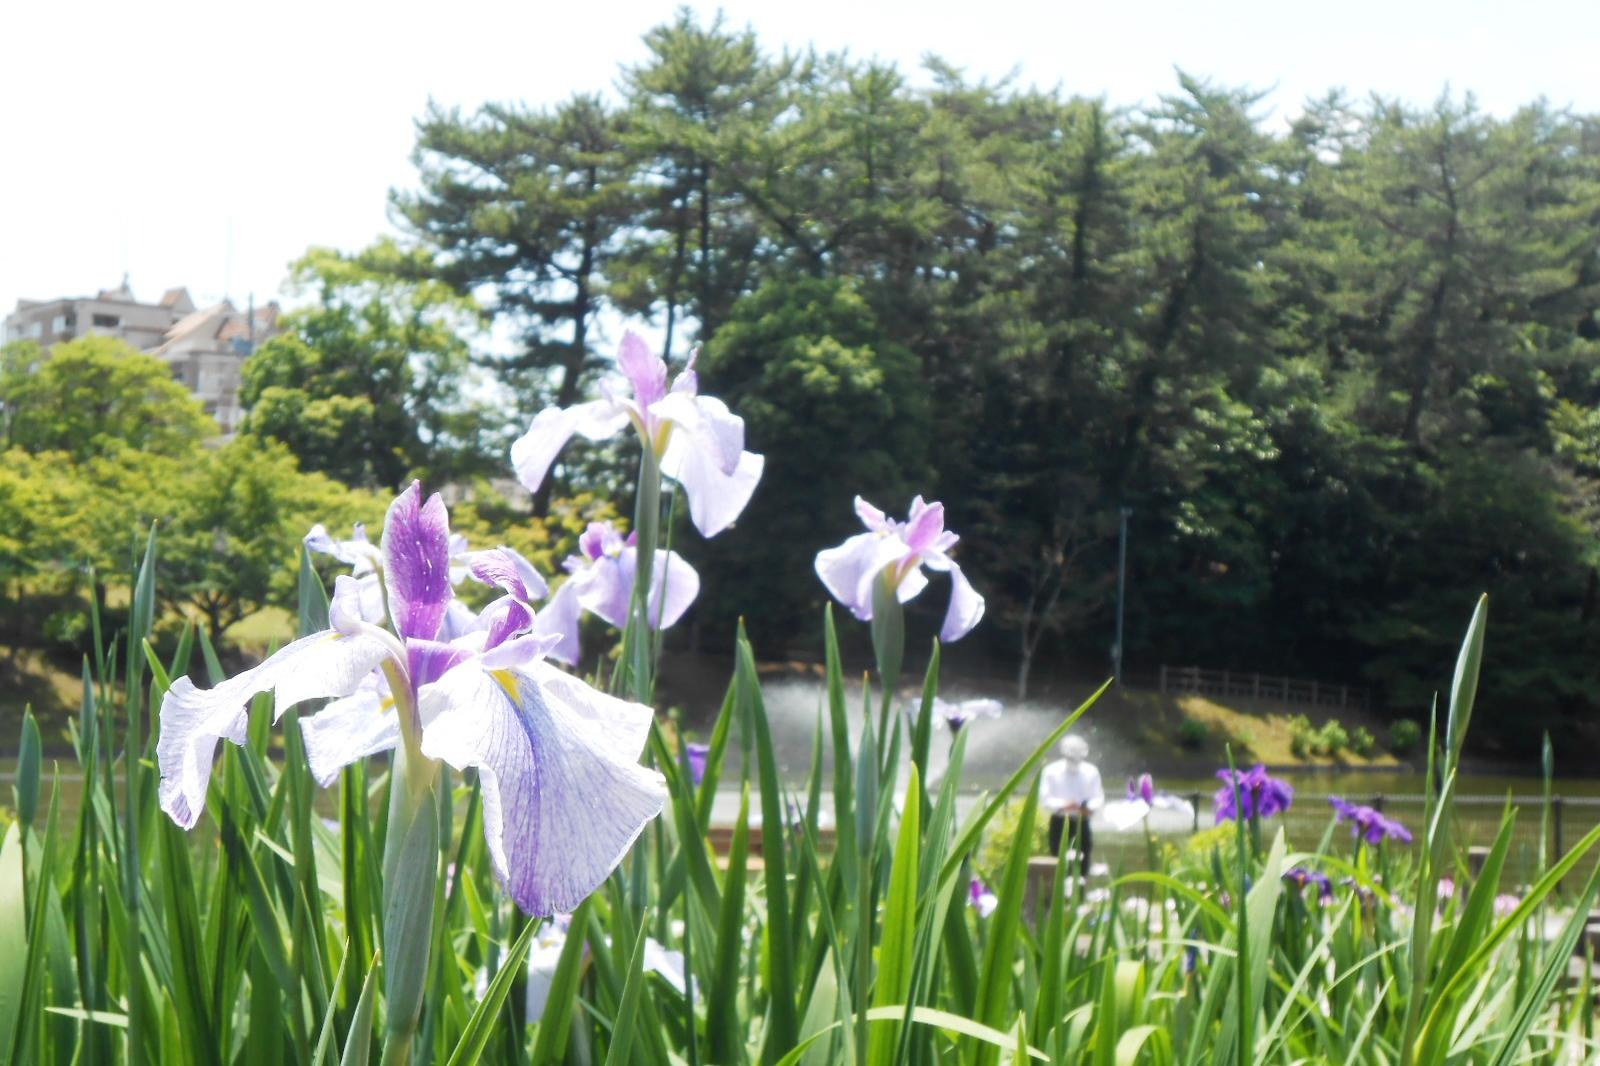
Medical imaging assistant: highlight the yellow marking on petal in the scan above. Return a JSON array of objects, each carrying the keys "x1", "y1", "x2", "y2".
[{"x1": 490, "y1": 669, "x2": 520, "y2": 702}]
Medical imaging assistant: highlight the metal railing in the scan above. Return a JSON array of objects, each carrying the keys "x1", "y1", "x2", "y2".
[{"x1": 1158, "y1": 665, "x2": 1369, "y2": 710}]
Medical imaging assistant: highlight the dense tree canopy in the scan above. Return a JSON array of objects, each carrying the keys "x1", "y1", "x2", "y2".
[
  {"x1": 239, "y1": 244, "x2": 494, "y2": 490},
  {"x1": 371, "y1": 17, "x2": 1600, "y2": 749}
]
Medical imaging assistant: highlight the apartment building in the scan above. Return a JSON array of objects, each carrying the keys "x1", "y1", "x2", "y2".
[{"x1": 3, "y1": 280, "x2": 280, "y2": 435}]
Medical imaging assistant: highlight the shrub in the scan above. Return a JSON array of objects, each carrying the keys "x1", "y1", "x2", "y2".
[
  {"x1": 1315, "y1": 719, "x2": 1350, "y2": 756},
  {"x1": 1287, "y1": 714, "x2": 1316, "y2": 758},
  {"x1": 1389, "y1": 718, "x2": 1423, "y2": 756},
  {"x1": 1349, "y1": 726, "x2": 1377, "y2": 756},
  {"x1": 1177, "y1": 717, "x2": 1209, "y2": 751}
]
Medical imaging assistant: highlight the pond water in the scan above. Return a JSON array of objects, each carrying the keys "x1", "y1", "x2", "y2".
[{"x1": 741, "y1": 678, "x2": 1599, "y2": 887}]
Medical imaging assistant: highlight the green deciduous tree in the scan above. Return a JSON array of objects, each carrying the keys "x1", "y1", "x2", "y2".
[
  {"x1": 1, "y1": 336, "x2": 213, "y2": 460},
  {"x1": 239, "y1": 243, "x2": 490, "y2": 490}
]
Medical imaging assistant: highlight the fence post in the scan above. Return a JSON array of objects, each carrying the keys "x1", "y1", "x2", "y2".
[
  {"x1": 1190, "y1": 792, "x2": 1201, "y2": 833},
  {"x1": 1554, "y1": 795, "x2": 1565, "y2": 860},
  {"x1": 1311, "y1": 680, "x2": 1319, "y2": 705},
  {"x1": 1340, "y1": 685, "x2": 1348, "y2": 709},
  {"x1": 1159, "y1": 665, "x2": 1168, "y2": 693},
  {"x1": 1253, "y1": 673, "x2": 1260, "y2": 699},
  {"x1": 1222, "y1": 669, "x2": 1230, "y2": 697},
  {"x1": 1371, "y1": 793, "x2": 1384, "y2": 812}
]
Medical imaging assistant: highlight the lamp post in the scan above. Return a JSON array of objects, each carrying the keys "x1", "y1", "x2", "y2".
[{"x1": 1113, "y1": 506, "x2": 1131, "y2": 685}]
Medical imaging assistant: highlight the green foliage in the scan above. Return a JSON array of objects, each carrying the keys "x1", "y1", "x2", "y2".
[
  {"x1": 1176, "y1": 718, "x2": 1209, "y2": 751},
  {"x1": 1315, "y1": 719, "x2": 1350, "y2": 757},
  {"x1": 1287, "y1": 715, "x2": 1315, "y2": 759},
  {"x1": 1, "y1": 337, "x2": 213, "y2": 460},
  {"x1": 160, "y1": 437, "x2": 381, "y2": 638},
  {"x1": 239, "y1": 243, "x2": 492, "y2": 489},
  {"x1": 1389, "y1": 718, "x2": 1423, "y2": 756},
  {"x1": 0, "y1": 495, "x2": 1595, "y2": 1066},
  {"x1": 1349, "y1": 726, "x2": 1377, "y2": 756}
]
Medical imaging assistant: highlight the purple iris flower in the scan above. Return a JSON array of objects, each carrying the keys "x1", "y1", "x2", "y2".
[
  {"x1": 511, "y1": 332, "x2": 764, "y2": 538},
  {"x1": 535, "y1": 520, "x2": 700, "y2": 666},
  {"x1": 968, "y1": 878, "x2": 999, "y2": 918},
  {"x1": 158, "y1": 482, "x2": 667, "y2": 916},
  {"x1": 1213, "y1": 765, "x2": 1294, "y2": 823},
  {"x1": 1283, "y1": 866, "x2": 1334, "y2": 901},
  {"x1": 1329, "y1": 796, "x2": 1413, "y2": 845},
  {"x1": 1128, "y1": 773, "x2": 1156, "y2": 804},
  {"x1": 934, "y1": 697, "x2": 1002, "y2": 734},
  {"x1": 814, "y1": 496, "x2": 986, "y2": 643},
  {"x1": 684, "y1": 742, "x2": 709, "y2": 787}
]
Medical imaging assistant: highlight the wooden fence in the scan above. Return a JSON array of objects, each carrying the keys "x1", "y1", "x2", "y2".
[{"x1": 1158, "y1": 664, "x2": 1369, "y2": 711}]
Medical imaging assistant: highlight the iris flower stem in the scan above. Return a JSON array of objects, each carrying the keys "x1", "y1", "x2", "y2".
[
  {"x1": 627, "y1": 445, "x2": 663, "y2": 704},
  {"x1": 869, "y1": 575, "x2": 904, "y2": 764},
  {"x1": 379, "y1": 671, "x2": 442, "y2": 1066}
]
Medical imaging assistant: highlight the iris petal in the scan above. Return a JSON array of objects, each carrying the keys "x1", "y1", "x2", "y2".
[
  {"x1": 659, "y1": 435, "x2": 764, "y2": 538},
  {"x1": 382, "y1": 483, "x2": 455, "y2": 642},
  {"x1": 510, "y1": 400, "x2": 629, "y2": 494},
  {"x1": 300, "y1": 681, "x2": 399, "y2": 787},
  {"x1": 157, "y1": 630, "x2": 390, "y2": 827},
  {"x1": 417, "y1": 661, "x2": 665, "y2": 915}
]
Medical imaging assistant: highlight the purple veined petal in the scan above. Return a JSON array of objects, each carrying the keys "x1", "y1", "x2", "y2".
[
  {"x1": 407, "y1": 637, "x2": 474, "y2": 688},
  {"x1": 523, "y1": 658, "x2": 655, "y2": 756},
  {"x1": 416, "y1": 660, "x2": 665, "y2": 915},
  {"x1": 854, "y1": 496, "x2": 890, "y2": 532},
  {"x1": 814, "y1": 532, "x2": 902, "y2": 621},
  {"x1": 578, "y1": 522, "x2": 609, "y2": 561},
  {"x1": 531, "y1": 579, "x2": 583, "y2": 666},
  {"x1": 630, "y1": 547, "x2": 700, "y2": 630},
  {"x1": 650, "y1": 392, "x2": 746, "y2": 475},
  {"x1": 901, "y1": 499, "x2": 946, "y2": 554},
  {"x1": 468, "y1": 547, "x2": 550, "y2": 605},
  {"x1": 479, "y1": 631, "x2": 565, "y2": 670},
  {"x1": 617, "y1": 331, "x2": 669, "y2": 410},
  {"x1": 157, "y1": 630, "x2": 392, "y2": 828},
  {"x1": 510, "y1": 399, "x2": 630, "y2": 494},
  {"x1": 574, "y1": 555, "x2": 631, "y2": 630},
  {"x1": 299, "y1": 678, "x2": 399, "y2": 787},
  {"x1": 481, "y1": 595, "x2": 536, "y2": 650},
  {"x1": 578, "y1": 521, "x2": 626, "y2": 562},
  {"x1": 382, "y1": 482, "x2": 455, "y2": 642}
]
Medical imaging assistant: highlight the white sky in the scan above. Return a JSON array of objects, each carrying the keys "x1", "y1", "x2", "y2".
[{"x1": 3, "y1": 0, "x2": 1596, "y2": 321}]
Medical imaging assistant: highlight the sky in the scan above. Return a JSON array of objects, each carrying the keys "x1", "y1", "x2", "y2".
[{"x1": 3, "y1": 0, "x2": 1596, "y2": 322}]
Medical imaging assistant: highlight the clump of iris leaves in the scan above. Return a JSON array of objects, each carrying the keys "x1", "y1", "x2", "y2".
[{"x1": 1, "y1": 551, "x2": 1596, "y2": 1066}]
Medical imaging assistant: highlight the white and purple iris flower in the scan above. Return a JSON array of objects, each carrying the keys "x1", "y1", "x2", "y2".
[
  {"x1": 511, "y1": 332, "x2": 764, "y2": 538},
  {"x1": 1101, "y1": 772, "x2": 1196, "y2": 831},
  {"x1": 814, "y1": 496, "x2": 985, "y2": 642},
  {"x1": 933, "y1": 697, "x2": 1003, "y2": 734},
  {"x1": 157, "y1": 482, "x2": 667, "y2": 916},
  {"x1": 537, "y1": 521, "x2": 700, "y2": 666}
]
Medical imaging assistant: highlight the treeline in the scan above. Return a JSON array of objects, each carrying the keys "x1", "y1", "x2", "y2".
[{"x1": 345, "y1": 13, "x2": 1600, "y2": 749}]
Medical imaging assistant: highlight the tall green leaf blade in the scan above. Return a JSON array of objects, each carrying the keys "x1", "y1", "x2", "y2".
[{"x1": 867, "y1": 764, "x2": 920, "y2": 1066}]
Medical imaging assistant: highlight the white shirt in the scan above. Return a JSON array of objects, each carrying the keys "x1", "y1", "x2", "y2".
[{"x1": 1040, "y1": 758, "x2": 1104, "y2": 813}]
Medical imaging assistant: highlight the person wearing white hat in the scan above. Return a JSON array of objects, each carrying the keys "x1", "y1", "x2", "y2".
[{"x1": 1040, "y1": 734, "x2": 1103, "y2": 875}]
